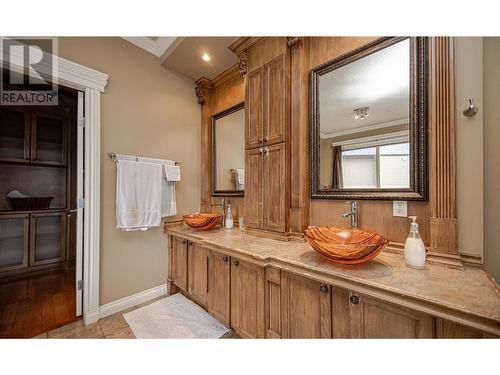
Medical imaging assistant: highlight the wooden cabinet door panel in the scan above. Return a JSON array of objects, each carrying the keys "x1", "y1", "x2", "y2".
[
  {"x1": 187, "y1": 242, "x2": 209, "y2": 307},
  {"x1": 349, "y1": 293, "x2": 434, "y2": 338},
  {"x1": 281, "y1": 272, "x2": 331, "y2": 338},
  {"x1": 263, "y1": 143, "x2": 286, "y2": 232},
  {"x1": 231, "y1": 258, "x2": 265, "y2": 338},
  {"x1": 171, "y1": 237, "x2": 188, "y2": 291},
  {"x1": 246, "y1": 68, "x2": 263, "y2": 149},
  {"x1": 245, "y1": 148, "x2": 263, "y2": 229},
  {"x1": 435, "y1": 319, "x2": 495, "y2": 338},
  {"x1": 208, "y1": 251, "x2": 231, "y2": 326},
  {"x1": 266, "y1": 267, "x2": 282, "y2": 338},
  {"x1": 263, "y1": 54, "x2": 286, "y2": 146}
]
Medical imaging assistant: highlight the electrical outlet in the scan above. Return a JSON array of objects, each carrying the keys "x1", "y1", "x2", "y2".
[{"x1": 393, "y1": 201, "x2": 408, "y2": 217}]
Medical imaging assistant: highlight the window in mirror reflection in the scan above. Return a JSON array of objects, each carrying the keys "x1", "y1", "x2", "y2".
[
  {"x1": 214, "y1": 105, "x2": 245, "y2": 193},
  {"x1": 318, "y1": 38, "x2": 410, "y2": 191}
]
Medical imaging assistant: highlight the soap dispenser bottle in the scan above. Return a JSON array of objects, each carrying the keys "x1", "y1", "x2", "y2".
[
  {"x1": 404, "y1": 216, "x2": 426, "y2": 269},
  {"x1": 225, "y1": 204, "x2": 234, "y2": 229}
]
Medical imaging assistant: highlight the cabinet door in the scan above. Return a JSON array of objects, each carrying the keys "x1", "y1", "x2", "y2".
[
  {"x1": 246, "y1": 67, "x2": 264, "y2": 149},
  {"x1": 0, "y1": 108, "x2": 30, "y2": 163},
  {"x1": 208, "y1": 251, "x2": 231, "y2": 326},
  {"x1": 347, "y1": 292, "x2": 434, "y2": 338},
  {"x1": 435, "y1": 318, "x2": 495, "y2": 338},
  {"x1": 31, "y1": 111, "x2": 67, "y2": 166},
  {"x1": 29, "y1": 212, "x2": 66, "y2": 266},
  {"x1": 0, "y1": 214, "x2": 29, "y2": 273},
  {"x1": 263, "y1": 142, "x2": 286, "y2": 232},
  {"x1": 231, "y1": 258, "x2": 265, "y2": 338},
  {"x1": 187, "y1": 242, "x2": 209, "y2": 307},
  {"x1": 245, "y1": 147, "x2": 263, "y2": 229},
  {"x1": 281, "y1": 272, "x2": 331, "y2": 338},
  {"x1": 263, "y1": 54, "x2": 287, "y2": 146},
  {"x1": 170, "y1": 237, "x2": 188, "y2": 291}
]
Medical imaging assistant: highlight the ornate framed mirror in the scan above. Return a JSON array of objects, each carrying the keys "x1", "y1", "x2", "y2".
[
  {"x1": 212, "y1": 102, "x2": 245, "y2": 197},
  {"x1": 310, "y1": 37, "x2": 428, "y2": 200}
]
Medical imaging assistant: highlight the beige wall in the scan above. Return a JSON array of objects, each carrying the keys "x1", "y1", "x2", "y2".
[
  {"x1": 455, "y1": 37, "x2": 484, "y2": 260},
  {"x1": 483, "y1": 37, "x2": 500, "y2": 281},
  {"x1": 58, "y1": 38, "x2": 200, "y2": 304}
]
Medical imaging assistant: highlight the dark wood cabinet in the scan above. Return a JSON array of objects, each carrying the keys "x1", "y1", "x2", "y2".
[
  {"x1": 207, "y1": 250, "x2": 231, "y2": 326},
  {"x1": 29, "y1": 211, "x2": 67, "y2": 267},
  {"x1": 0, "y1": 108, "x2": 30, "y2": 163},
  {"x1": 281, "y1": 271, "x2": 331, "y2": 338},
  {"x1": 230, "y1": 257, "x2": 265, "y2": 338},
  {"x1": 31, "y1": 111, "x2": 68, "y2": 166},
  {"x1": 0, "y1": 213, "x2": 29, "y2": 273},
  {"x1": 187, "y1": 242, "x2": 209, "y2": 307}
]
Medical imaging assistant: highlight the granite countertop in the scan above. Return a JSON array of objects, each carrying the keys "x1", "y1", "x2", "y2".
[{"x1": 165, "y1": 224, "x2": 500, "y2": 328}]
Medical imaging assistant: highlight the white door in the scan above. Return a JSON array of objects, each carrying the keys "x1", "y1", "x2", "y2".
[{"x1": 76, "y1": 91, "x2": 85, "y2": 316}]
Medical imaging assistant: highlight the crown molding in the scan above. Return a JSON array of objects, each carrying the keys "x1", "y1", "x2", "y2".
[{"x1": 122, "y1": 37, "x2": 177, "y2": 58}]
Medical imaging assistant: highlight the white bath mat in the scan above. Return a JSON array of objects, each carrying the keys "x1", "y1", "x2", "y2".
[{"x1": 123, "y1": 293, "x2": 230, "y2": 339}]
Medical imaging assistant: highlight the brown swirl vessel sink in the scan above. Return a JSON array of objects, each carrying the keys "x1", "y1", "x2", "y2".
[
  {"x1": 303, "y1": 226, "x2": 389, "y2": 264},
  {"x1": 183, "y1": 213, "x2": 223, "y2": 231}
]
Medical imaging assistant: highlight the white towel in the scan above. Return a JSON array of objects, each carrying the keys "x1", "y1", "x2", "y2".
[
  {"x1": 164, "y1": 165, "x2": 181, "y2": 182},
  {"x1": 162, "y1": 162, "x2": 177, "y2": 217},
  {"x1": 116, "y1": 160, "x2": 163, "y2": 231},
  {"x1": 235, "y1": 169, "x2": 244, "y2": 184}
]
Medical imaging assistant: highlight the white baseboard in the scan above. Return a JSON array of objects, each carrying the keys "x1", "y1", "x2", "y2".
[
  {"x1": 98, "y1": 284, "x2": 168, "y2": 320},
  {"x1": 84, "y1": 309, "x2": 100, "y2": 325}
]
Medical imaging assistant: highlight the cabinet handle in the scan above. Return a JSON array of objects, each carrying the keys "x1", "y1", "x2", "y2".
[
  {"x1": 233, "y1": 260, "x2": 239, "y2": 266},
  {"x1": 319, "y1": 284, "x2": 329, "y2": 294},
  {"x1": 223, "y1": 256, "x2": 229, "y2": 262},
  {"x1": 350, "y1": 295, "x2": 360, "y2": 305}
]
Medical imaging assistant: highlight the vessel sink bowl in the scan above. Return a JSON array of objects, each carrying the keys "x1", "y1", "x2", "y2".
[
  {"x1": 183, "y1": 213, "x2": 223, "y2": 230},
  {"x1": 303, "y1": 226, "x2": 389, "y2": 264}
]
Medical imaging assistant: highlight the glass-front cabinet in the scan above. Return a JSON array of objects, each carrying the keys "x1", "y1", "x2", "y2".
[
  {"x1": 29, "y1": 211, "x2": 66, "y2": 266},
  {"x1": 0, "y1": 214, "x2": 29, "y2": 273},
  {"x1": 0, "y1": 107, "x2": 68, "y2": 166}
]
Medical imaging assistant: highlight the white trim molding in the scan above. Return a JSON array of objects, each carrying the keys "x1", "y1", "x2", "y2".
[
  {"x1": 99, "y1": 284, "x2": 168, "y2": 319},
  {"x1": 1, "y1": 38, "x2": 109, "y2": 326},
  {"x1": 320, "y1": 118, "x2": 409, "y2": 139},
  {"x1": 122, "y1": 37, "x2": 177, "y2": 58}
]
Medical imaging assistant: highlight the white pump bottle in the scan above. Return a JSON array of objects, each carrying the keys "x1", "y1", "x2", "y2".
[{"x1": 404, "y1": 216, "x2": 426, "y2": 269}]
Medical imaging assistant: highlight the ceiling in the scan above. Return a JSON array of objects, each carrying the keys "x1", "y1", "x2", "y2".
[
  {"x1": 319, "y1": 39, "x2": 410, "y2": 139},
  {"x1": 161, "y1": 37, "x2": 239, "y2": 81},
  {"x1": 122, "y1": 37, "x2": 239, "y2": 81}
]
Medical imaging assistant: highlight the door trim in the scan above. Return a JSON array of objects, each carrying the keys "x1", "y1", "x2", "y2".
[{"x1": 1, "y1": 44, "x2": 109, "y2": 325}]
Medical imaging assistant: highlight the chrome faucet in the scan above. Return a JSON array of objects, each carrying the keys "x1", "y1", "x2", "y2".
[
  {"x1": 210, "y1": 198, "x2": 226, "y2": 222},
  {"x1": 342, "y1": 201, "x2": 358, "y2": 228}
]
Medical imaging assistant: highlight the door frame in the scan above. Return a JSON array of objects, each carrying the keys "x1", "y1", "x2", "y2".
[{"x1": 0, "y1": 42, "x2": 109, "y2": 325}]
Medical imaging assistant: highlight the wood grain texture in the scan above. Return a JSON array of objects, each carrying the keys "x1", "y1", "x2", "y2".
[
  {"x1": 263, "y1": 143, "x2": 287, "y2": 232},
  {"x1": 281, "y1": 271, "x2": 331, "y2": 338},
  {"x1": 230, "y1": 258, "x2": 265, "y2": 338},
  {"x1": 245, "y1": 147, "x2": 263, "y2": 229},
  {"x1": 428, "y1": 37, "x2": 459, "y2": 257},
  {"x1": 171, "y1": 237, "x2": 188, "y2": 291},
  {"x1": 245, "y1": 67, "x2": 264, "y2": 149},
  {"x1": 265, "y1": 267, "x2": 281, "y2": 338},
  {"x1": 208, "y1": 250, "x2": 231, "y2": 326},
  {"x1": 187, "y1": 242, "x2": 209, "y2": 307}
]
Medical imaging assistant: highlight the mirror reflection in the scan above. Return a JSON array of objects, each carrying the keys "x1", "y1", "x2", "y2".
[
  {"x1": 319, "y1": 39, "x2": 410, "y2": 190},
  {"x1": 213, "y1": 103, "x2": 245, "y2": 195}
]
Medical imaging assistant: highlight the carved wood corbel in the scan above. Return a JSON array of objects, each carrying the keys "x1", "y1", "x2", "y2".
[
  {"x1": 195, "y1": 77, "x2": 212, "y2": 104},
  {"x1": 238, "y1": 51, "x2": 248, "y2": 77},
  {"x1": 287, "y1": 37, "x2": 303, "y2": 48}
]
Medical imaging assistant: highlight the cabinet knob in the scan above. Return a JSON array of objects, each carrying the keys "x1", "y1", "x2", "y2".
[
  {"x1": 223, "y1": 256, "x2": 229, "y2": 262},
  {"x1": 263, "y1": 136, "x2": 268, "y2": 143},
  {"x1": 319, "y1": 284, "x2": 329, "y2": 294},
  {"x1": 182, "y1": 240, "x2": 186, "y2": 245},
  {"x1": 350, "y1": 295, "x2": 360, "y2": 305},
  {"x1": 258, "y1": 138, "x2": 264, "y2": 144},
  {"x1": 263, "y1": 147, "x2": 269, "y2": 155},
  {"x1": 258, "y1": 148, "x2": 263, "y2": 155},
  {"x1": 233, "y1": 260, "x2": 239, "y2": 266}
]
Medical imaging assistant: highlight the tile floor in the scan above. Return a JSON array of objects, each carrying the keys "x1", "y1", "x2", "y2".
[{"x1": 32, "y1": 295, "x2": 238, "y2": 339}]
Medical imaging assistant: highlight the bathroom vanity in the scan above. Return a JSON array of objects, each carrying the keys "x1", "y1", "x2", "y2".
[{"x1": 165, "y1": 224, "x2": 500, "y2": 339}]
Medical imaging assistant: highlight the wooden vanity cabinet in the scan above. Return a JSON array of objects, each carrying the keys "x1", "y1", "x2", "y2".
[
  {"x1": 245, "y1": 142, "x2": 287, "y2": 233},
  {"x1": 207, "y1": 250, "x2": 231, "y2": 326},
  {"x1": 187, "y1": 242, "x2": 209, "y2": 308},
  {"x1": 230, "y1": 257, "x2": 265, "y2": 338},
  {"x1": 281, "y1": 272, "x2": 332, "y2": 338},
  {"x1": 169, "y1": 237, "x2": 188, "y2": 291},
  {"x1": 332, "y1": 287, "x2": 435, "y2": 338}
]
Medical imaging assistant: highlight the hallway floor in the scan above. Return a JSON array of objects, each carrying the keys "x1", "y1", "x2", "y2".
[{"x1": 0, "y1": 269, "x2": 77, "y2": 338}]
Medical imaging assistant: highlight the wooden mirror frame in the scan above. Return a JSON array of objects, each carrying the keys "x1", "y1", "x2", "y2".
[
  {"x1": 310, "y1": 37, "x2": 428, "y2": 200},
  {"x1": 212, "y1": 102, "x2": 245, "y2": 197}
]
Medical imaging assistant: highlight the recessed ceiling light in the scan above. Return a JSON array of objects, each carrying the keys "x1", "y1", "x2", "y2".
[{"x1": 201, "y1": 53, "x2": 210, "y2": 62}]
